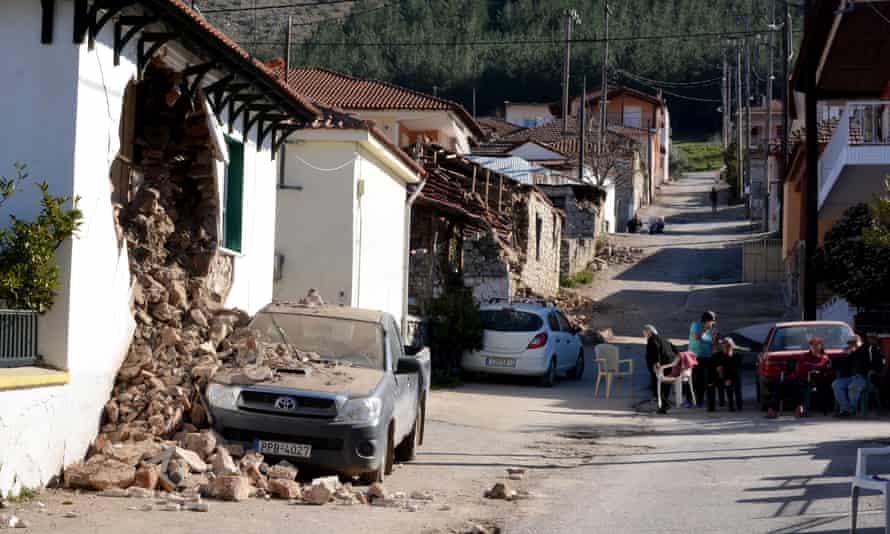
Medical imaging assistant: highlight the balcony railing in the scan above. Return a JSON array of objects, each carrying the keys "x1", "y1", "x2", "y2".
[
  {"x1": 848, "y1": 102, "x2": 890, "y2": 145},
  {"x1": 819, "y1": 102, "x2": 890, "y2": 204},
  {"x1": 0, "y1": 309, "x2": 39, "y2": 367}
]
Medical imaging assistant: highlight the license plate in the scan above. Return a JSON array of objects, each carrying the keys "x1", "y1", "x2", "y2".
[
  {"x1": 485, "y1": 357, "x2": 516, "y2": 368},
  {"x1": 255, "y1": 439, "x2": 312, "y2": 459}
]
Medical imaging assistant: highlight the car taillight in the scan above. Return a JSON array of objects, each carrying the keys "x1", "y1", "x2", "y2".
[{"x1": 527, "y1": 332, "x2": 548, "y2": 349}]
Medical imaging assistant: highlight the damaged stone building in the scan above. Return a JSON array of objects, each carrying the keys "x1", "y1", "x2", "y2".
[
  {"x1": 537, "y1": 184, "x2": 607, "y2": 278},
  {"x1": 0, "y1": 0, "x2": 320, "y2": 495},
  {"x1": 408, "y1": 145, "x2": 562, "y2": 314}
]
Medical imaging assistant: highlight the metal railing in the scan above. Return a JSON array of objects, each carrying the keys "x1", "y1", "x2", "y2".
[
  {"x1": 848, "y1": 102, "x2": 890, "y2": 145},
  {"x1": 0, "y1": 310, "x2": 39, "y2": 367}
]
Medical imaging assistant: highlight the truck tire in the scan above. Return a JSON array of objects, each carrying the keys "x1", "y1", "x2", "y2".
[
  {"x1": 539, "y1": 357, "x2": 557, "y2": 387},
  {"x1": 395, "y1": 412, "x2": 420, "y2": 462},
  {"x1": 358, "y1": 423, "x2": 394, "y2": 484},
  {"x1": 418, "y1": 394, "x2": 427, "y2": 446}
]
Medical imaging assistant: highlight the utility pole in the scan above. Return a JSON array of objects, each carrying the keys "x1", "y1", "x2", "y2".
[
  {"x1": 744, "y1": 15, "x2": 753, "y2": 218},
  {"x1": 764, "y1": 0, "x2": 775, "y2": 231},
  {"x1": 578, "y1": 76, "x2": 587, "y2": 184},
  {"x1": 722, "y1": 48, "x2": 729, "y2": 150},
  {"x1": 779, "y1": 0, "x2": 792, "y2": 233},
  {"x1": 599, "y1": 0, "x2": 610, "y2": 151},
  {"x1": 472, "y1": 88, "x2": 477, "y2": 119},
  {"x1": 283, "y1": 15, "x2": 292, "y2": 85},
  {"x1": 737, "y1": 44, "x2": 744, "y2": 202},
  {"x1": 803, "y1": 0, "x2": 818, "y2": 320},
  {"x1": 562, "y1": 9, "x2": 580, "y2": 134}
]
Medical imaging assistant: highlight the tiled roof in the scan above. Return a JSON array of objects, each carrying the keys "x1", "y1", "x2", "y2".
[
  {"x1": 273, "y1": 66, "x2": 484, "y2": 138},
  {"x1": 158, "y1": 0, "x2": 319, "y2": 120},
  {"x1": 501, "y1": 118, "x2": 577, "y2": 144},
  {"x1": 477, "y1": 116, "x2": 524, "y2": 139},
  {"x1": 789, "y1": 117, "x2": 840, "y2": 145}
]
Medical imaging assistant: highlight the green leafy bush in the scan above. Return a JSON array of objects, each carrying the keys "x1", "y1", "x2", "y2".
[
  {"x1": 0, "y1": 164, "x2": 82, "y2": 312},
  {"x1": 560, "y1": 270, "x2": 594, "y2": 288},
  {"x1": 815, "y1": 203, "x2": 890, "y2": 308},
  {"x1": 428, "y1": 285, "x2": 483, "y2": 378},
  {"x1": 865, "y1": 177, "x2": 890, "y2": 249}
]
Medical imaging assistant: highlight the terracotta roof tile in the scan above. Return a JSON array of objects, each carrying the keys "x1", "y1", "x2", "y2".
[
  {"x1": 156, "y1": 0, "x2": 319, "y2": 119},
  {"x1": 272, "y1": 66, "x2": 484, "y2": 138},
  {"x1": 477, "y1": 116, "x2": 524, "y2": 139}
]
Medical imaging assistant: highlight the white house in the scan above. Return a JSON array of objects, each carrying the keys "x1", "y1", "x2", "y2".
[
  {"x1": 279, "y1": 66, "x2": 484, "y2": 155},
  {"x1": 0, "y1": 0, "x2": 318, "y2": 495},
  {"x1": 274, "y1": 111, "x2": 425, "y2": 326},
  {"x1": 504, "y1": 101, "x2": 556, "y2": 129}
]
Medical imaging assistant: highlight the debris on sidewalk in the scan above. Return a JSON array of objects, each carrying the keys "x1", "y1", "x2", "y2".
[{"x1": 483, "y1": 482, "x2": 515, "y2": 500}]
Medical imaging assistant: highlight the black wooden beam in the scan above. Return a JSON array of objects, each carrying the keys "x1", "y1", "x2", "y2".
[
  {"x1": 228, "y1": 95, "x2": 264, "y2": 132},
  {"x1": 258, "y1": 115, "x2": 289, "y2": 149},
  {"x1": 218, "y1": 82, "x2": 251, "y2": 112},
  {"x1": 204, "y1": 73, "x2": 235, "y2": 112},
  {"x1": 183, "y1": 62, "x2": 216, "y2": 98},
  {"x1": 137, "y1": 31, "x2": 176, "y2": 76},
  {"x1": 272, "y1": 123, "x2": 301, "y2": 155},
  {"x1": 88, "y1": 0, "x2": 134, "y2": 49},
  {"x1": 73, "y1": 0, "x2": 89, "y2": 43},
  {"x1": 40, "y1": 0, "x2": 55, "y2": 44},
  {"x1": 244, "y1": 105, "x2": 277, "y2": 136},
  {"x1": 114, "y1": 15, "x2": 157, "y2": 66}
]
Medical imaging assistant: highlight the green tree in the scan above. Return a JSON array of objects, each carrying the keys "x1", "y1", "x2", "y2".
[
  {"x1": 0, "y1": 164, "x2": 83, "y2": 312},
  {"x1": 814, "y1": 203, "x2": 890, "y2": 309},
  {"x1": 864, "y1": 177, "x2": 890, "y2": 249}
]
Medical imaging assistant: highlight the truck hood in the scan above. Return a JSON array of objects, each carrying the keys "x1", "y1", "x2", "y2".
[{"x1": 213, "y1": 364, "x2": 384, "y2": 399}]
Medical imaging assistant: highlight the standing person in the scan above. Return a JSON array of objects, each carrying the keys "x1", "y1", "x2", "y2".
[
  {"x1": 766, "y1": 337, "x2": 830, "y2": 419},
  {"x1": 689, "y1": 311, "x2": 718, "y2": 407},
  {"x1": 644, "y1": 324, "x2": 677, "y2": 413},
  {"x1": 712, "y1": 338, "x2": 742, "y2": 412},
  {"x1": 710, "y1": 186, "x2": 719, "y2": 213}
]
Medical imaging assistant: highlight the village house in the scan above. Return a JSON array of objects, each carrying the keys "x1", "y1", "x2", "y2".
[
  {"x1": 782, "y1": 1, "x2": 890, "y2": 324},
  {"x1": 272, "y1": 105, "x2": 425, "y2": 327},
  {"x1": 277, "y1": 66, "x2": 484, "y2": 154},
  {"x1": 503, "y1": 101, "x2": 557, "y2": 129},
  {"x1": 536, "y1": 183, "x2": 607, "y2": 279},
  {"x1": 0, "y1": 0, "x2": 319, "y2": 495},
  {"x1": 735, "y1": 99, "x2": 785, "y2": 226},
  {"x1": 408, "y1": 145, "x2": 563, "y2": 312}
]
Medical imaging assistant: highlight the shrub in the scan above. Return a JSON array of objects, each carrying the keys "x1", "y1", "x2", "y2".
[
  {"x1": 0, "y1": 164, "x2": 82, "y2": 312},
  {"x1": 428, "y1": 285, "x2": 483, "y2": 377}
]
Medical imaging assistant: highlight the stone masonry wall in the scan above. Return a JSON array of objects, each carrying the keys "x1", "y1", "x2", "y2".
[
  {"x1": 561, "y1": 237, "x2": 598, "y2": 278},
  {"x1": 516, "y1": 191, "x2": 561, "y2": 297}
]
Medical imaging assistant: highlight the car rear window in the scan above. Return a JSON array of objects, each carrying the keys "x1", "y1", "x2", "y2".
[
  {"x1": 768, "y1": 325, "x2": 853, "y2": 352},
  {"x1": 480, "y1": 309, "x2": 544, "y2": 332}
]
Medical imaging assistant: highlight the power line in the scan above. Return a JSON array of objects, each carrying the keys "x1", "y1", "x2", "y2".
[
  {"x1": 247, "y1": 29, "x2": 778, "y2": 48},
  {"x1": 199, "y1": 0, "x2": 361, "y2": 14},
  {"x1": 616, "y1": 70, "x2": 722, "y2": 103},
  {"x1": 244, "y1": 2, "x2": 387, "y2": 31},
  {"x1": 613, "y1": 67, "x2": 721, "y2": 88}
]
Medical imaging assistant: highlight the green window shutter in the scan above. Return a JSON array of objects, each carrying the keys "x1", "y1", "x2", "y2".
[{"x1": 224, "y1": 138, "x2": 244, "y2": 252}]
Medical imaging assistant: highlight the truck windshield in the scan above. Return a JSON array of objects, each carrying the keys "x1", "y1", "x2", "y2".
[
  {"x1": 768, "y1": 325, "x2": 853, "y2": 352},
  {"x1": 250, "y1": 312, "x2": 385, "y2": 370},
  {"x1": 480, "y1": 309, "x2": 543, "y2": 332}
]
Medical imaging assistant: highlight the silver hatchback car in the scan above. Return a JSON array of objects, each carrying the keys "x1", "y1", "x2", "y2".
[{"x1": 461, "y1": 301, "x2": 585, "y2": 387}]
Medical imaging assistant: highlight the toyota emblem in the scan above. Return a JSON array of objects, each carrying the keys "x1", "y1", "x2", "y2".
[{"x1": 274, "y1": 396, "x2": 297, "y2": 411}]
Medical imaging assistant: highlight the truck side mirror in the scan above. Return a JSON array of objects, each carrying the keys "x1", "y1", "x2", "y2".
[{"x1": 397, "y1": 357, "x2": 423, "y2": 374}]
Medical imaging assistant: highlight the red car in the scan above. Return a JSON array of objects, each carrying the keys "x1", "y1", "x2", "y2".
[{"x1": 756, "y1": 320, "x2": 855, "y2": 410}]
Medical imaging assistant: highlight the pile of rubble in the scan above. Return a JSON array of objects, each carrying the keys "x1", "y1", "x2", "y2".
[
  {"x1": 591, "y1": 243, "x2": 644, "y2": 270},
  {"x1": 60, "y1": 62, "x2": 349, "y2": 505}
]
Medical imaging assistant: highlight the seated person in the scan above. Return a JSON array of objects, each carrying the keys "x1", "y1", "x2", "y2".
[
  {"x1": 767, "y1": 337, "x2": 829, "y2": 419},
  {"x1": 712, "y1": 338, "x2": 742, "y2": 412},
  {"x1": 657, "y1": 351, "x2": 699, "y2": 409},
  {"x1": 833, "y1": 335, "x2": 883, "y2": 416}
]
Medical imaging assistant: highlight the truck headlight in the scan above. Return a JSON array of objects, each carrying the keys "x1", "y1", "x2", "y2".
[
  {"x1": 336, "y1": 397, "x2": 382, "y2": 424},
  {"x1": 206, "y1": 383, "x2": 239, "y2": 410}
]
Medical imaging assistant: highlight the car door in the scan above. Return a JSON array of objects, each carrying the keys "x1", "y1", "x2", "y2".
[
  {"x1": 556, "y1": 311, "x2": 580, "y2": 363},
  {"x1": 546, "y1": 312, "x2": 567, "y2": 369},
  {"x1": 388, "y1": 318, "x2": 415, "y2": 442}
]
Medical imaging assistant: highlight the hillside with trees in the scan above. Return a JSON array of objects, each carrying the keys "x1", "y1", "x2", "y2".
[{"x1": 197, "y1": 0, "x2": 795, "y2": 138}]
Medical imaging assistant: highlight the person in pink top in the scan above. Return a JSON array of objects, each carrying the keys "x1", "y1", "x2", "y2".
[{"x1": 766, "y1": 337, "x2": 830, "y2": 419}]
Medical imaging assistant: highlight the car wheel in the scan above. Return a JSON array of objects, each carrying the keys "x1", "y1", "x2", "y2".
[
  {"x1": 418, "y1": 395, "x2": 426, "y2": 446},
  {"x1": 539, "y1": 357, "x2": 557, "y2": 387},
  {"x1": 384, "y1": 422, "x2": 395, "y2": 475},
  {"x1": 395, "y1": 412, "x2": 420, "y2": 462},
  {"x1": 568, "y1": 349, "x2": 585, "y2": 380}
]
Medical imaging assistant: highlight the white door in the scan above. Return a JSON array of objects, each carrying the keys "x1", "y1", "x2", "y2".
[
  {"x1": 546, "y1": 313, "x2": 567, "y2": 368},
  {"x1": 555, "y1": 311, "x2": 580, "y2": 367}
]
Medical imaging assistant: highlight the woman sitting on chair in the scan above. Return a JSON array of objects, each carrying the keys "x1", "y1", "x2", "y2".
[
  {"x1": 656, "y1": 351, "x2": 699, "y2": 413},
  {"x1": 766, "y1": 337, "x2": 830, "y2": 419}
]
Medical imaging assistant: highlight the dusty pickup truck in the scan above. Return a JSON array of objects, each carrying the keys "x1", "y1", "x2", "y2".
[{"x1": 205, "y1": 303, "x2": 430, "y2": 483}]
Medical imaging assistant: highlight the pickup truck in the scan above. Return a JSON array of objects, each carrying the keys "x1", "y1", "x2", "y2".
[{"x1": 205, "y1": 302, "x2": 430, "y2": 484}]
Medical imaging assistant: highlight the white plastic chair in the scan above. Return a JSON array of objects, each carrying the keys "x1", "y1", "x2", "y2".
[
  {"x1": 594, "y1": 344, "x2": 634, "y2": 398},
  {"x1": 656, "y1": 361, "x2": 696, "y2": 410},
  {"x1": 851, "y1": 447, "x2": 890, "y2": 533}
]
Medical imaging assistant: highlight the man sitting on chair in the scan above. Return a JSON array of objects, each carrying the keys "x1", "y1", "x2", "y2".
[{"x1": 644, "y1": 325, "x2": 676, "y2": 412}]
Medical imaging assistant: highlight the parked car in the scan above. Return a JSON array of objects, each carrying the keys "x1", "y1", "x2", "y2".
[
  {"x1": 461, "y1": 300, "x2": 585, "y2": 387},
  {"x1": 755, "y1": 320, "x2": 854, "y2": 409},
  {"x1": 206, "y1": 303, "x2": 430, "y2": 484}
]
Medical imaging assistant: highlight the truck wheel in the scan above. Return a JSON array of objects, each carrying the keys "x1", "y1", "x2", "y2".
[
  {"x1": 358, "y1": 423, "x2": 394, "y2": 484},
  {"x1": 384, "y1": 422, "x2": 395, "y2": 475},
  {"x1": 568, "y1": 349, "x2": 585, "y2": 380},
  {"x1": 539, "y1": 357, "x2": 557, "y2": 387},
  {"x1": 395, "y1": 412, "x2": 420, "y2": 462},
  {"x1": 418, "y1": 395, "x2": 426, "y2": 446}
]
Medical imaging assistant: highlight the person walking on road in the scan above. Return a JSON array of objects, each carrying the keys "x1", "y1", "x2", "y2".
[
  {"x1": 644, "y1": 324, "x2": 677, "y2": 414},
  {"x1": 710, "y1": 186, "x2": 718, "y2": 214},
  {"x1": 689, "y1": 311, "x2": 718, "y2": 408}
]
